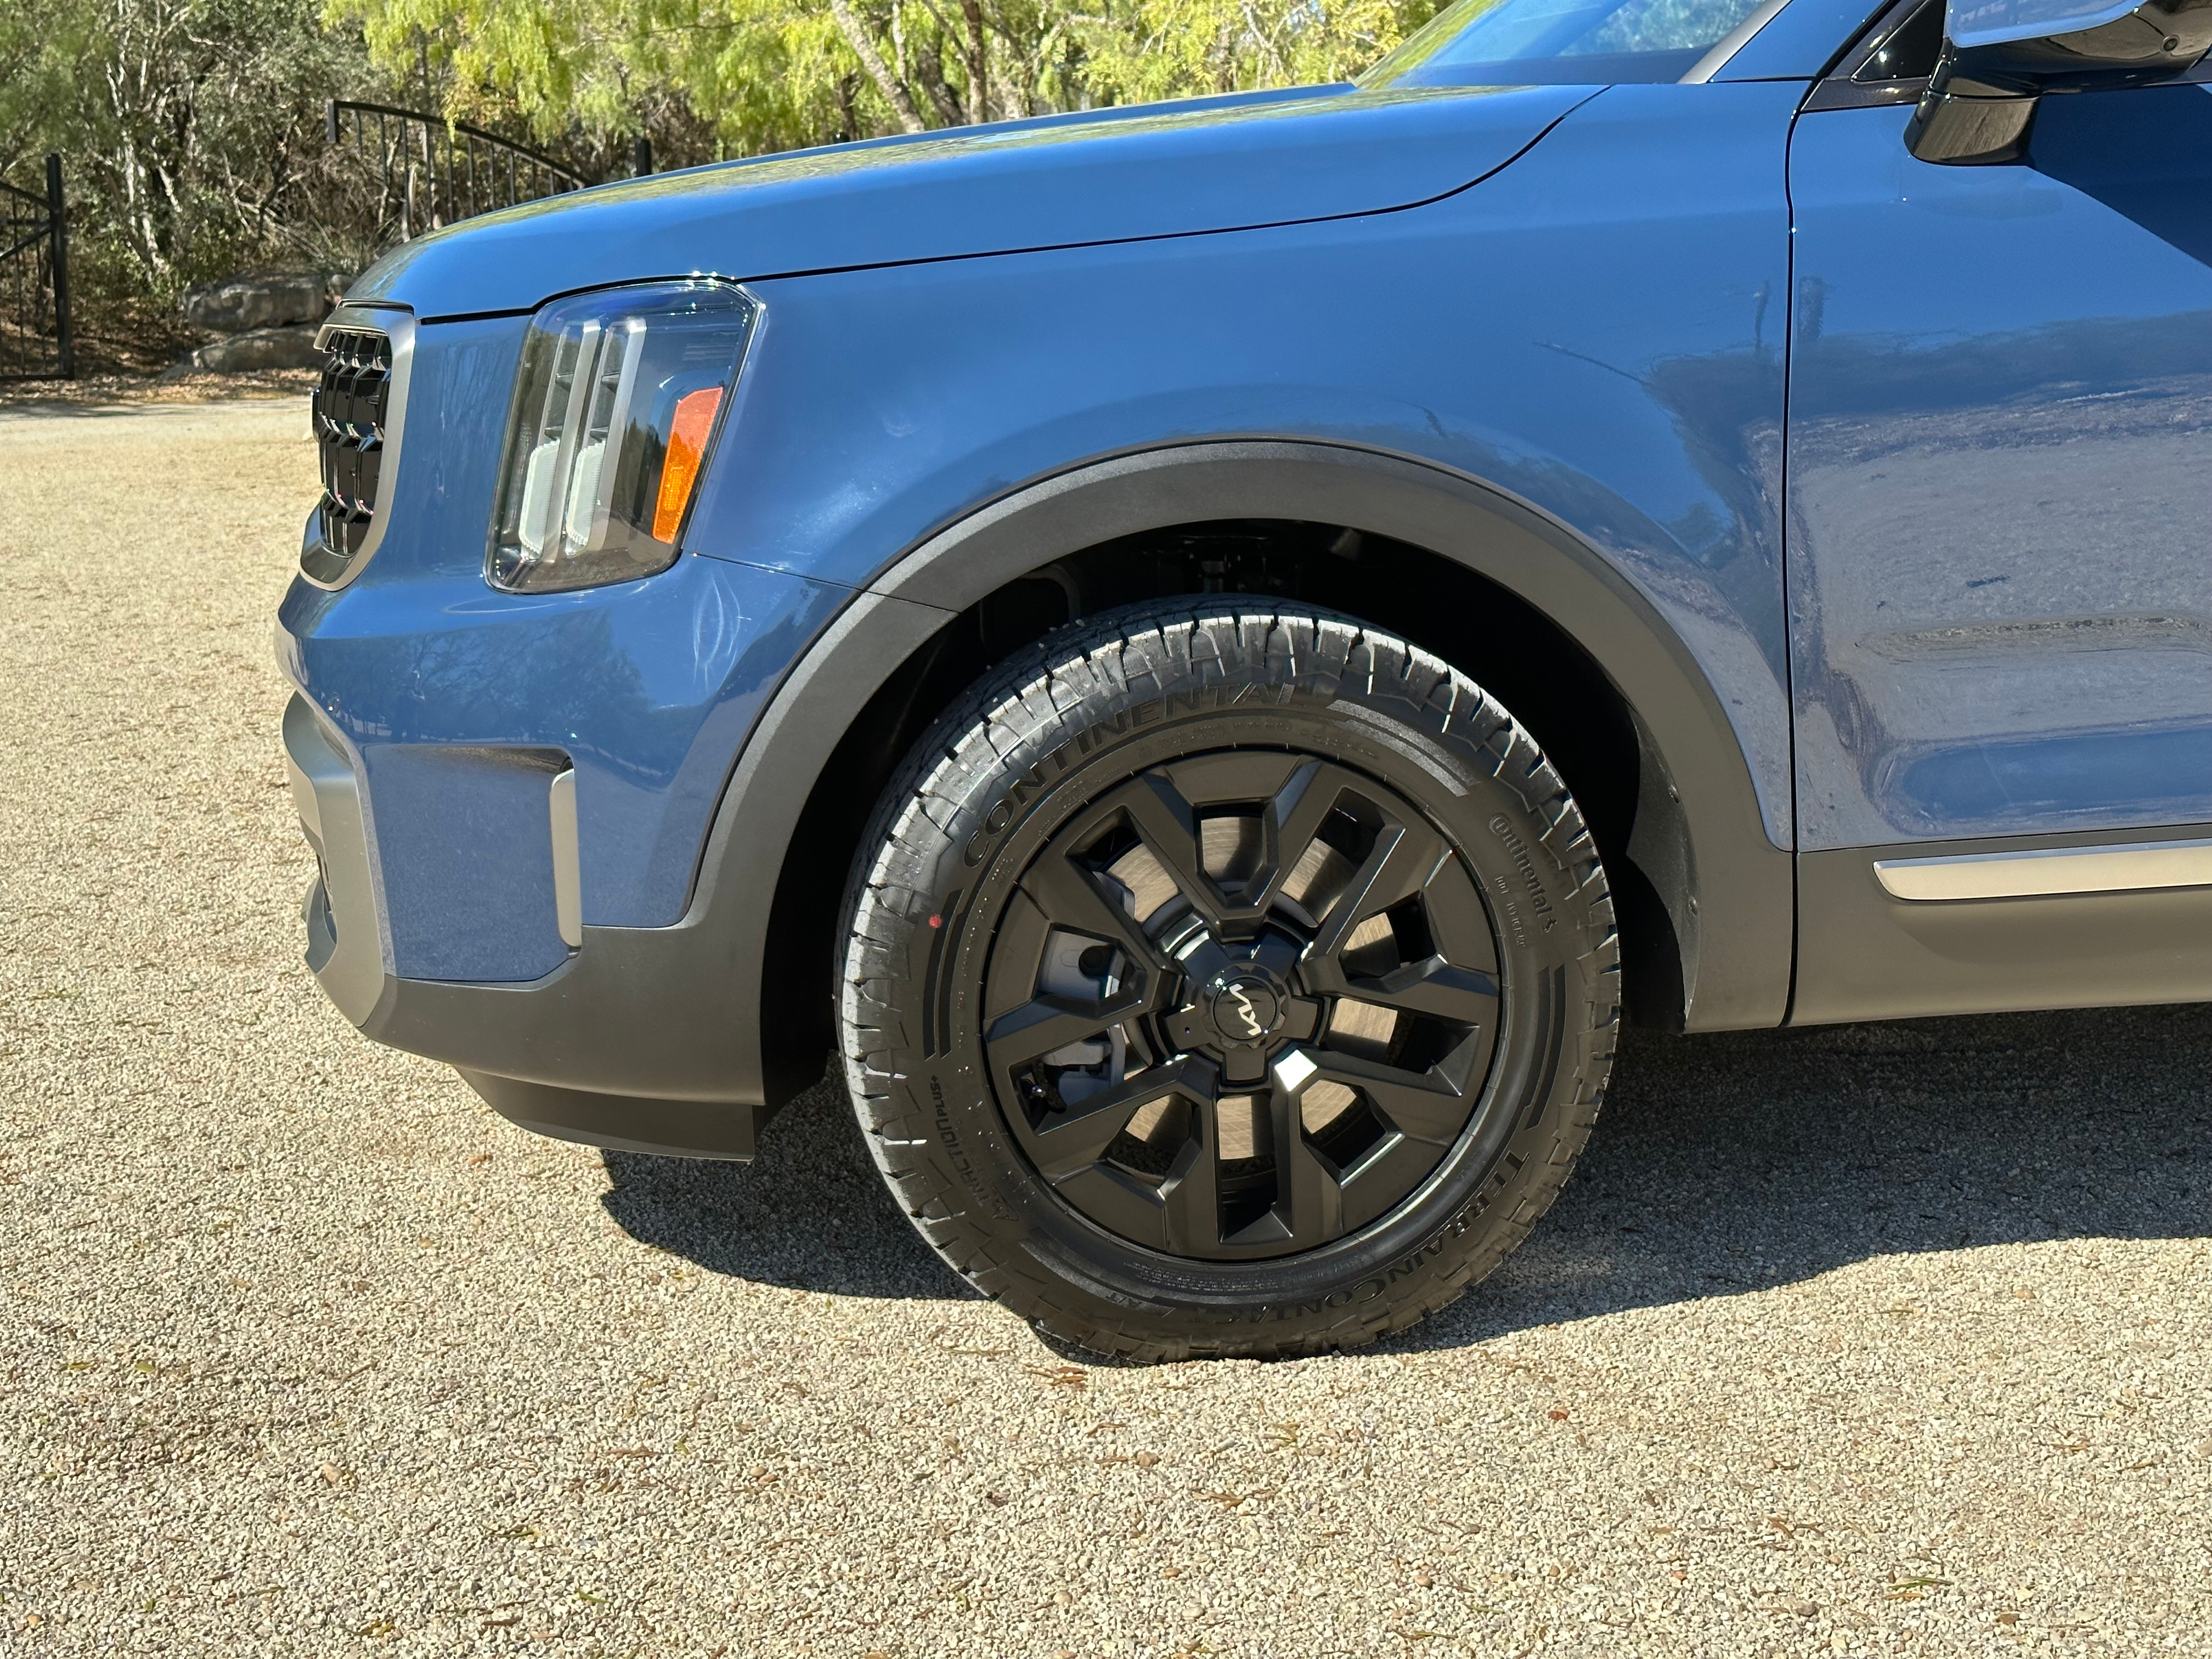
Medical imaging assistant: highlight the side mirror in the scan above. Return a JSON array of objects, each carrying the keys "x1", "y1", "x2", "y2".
[{"x1": 1907, "y1": 0, "x2": 2212, "y2": 163}]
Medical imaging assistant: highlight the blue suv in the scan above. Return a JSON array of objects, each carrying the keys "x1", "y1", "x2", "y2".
[{"x1": 278, "y1": 0, "x2": 2212, "y2": 1358}]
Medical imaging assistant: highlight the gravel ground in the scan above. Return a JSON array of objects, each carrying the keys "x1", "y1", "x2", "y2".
[{"x1": 2, "y1": 399, "x2": 2209, "y2": 1658}]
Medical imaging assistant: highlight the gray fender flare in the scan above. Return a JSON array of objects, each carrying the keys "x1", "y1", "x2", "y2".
[{"x1": 725, "y1": 441, "x2": 1790, "y2": 1054}]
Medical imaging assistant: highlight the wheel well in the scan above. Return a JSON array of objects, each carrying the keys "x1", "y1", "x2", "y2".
[{"x1": 758, "y1": 518, "x2": 1684, "y2": 1105}]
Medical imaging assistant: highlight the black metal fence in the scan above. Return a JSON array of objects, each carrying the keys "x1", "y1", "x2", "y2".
[
  {"x1": 325, "y1": 100, "x2": 635, "y2": 246},
  {"x1": 0, "y1": 155, "x2": 74, "y2": 381}
]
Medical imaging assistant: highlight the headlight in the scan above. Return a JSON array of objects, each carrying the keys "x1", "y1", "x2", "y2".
[{"x1": 488, "y1": 281, "x2": 758, "y2": 594}]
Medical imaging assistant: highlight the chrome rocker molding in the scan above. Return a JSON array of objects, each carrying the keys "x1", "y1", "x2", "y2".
[
  {"x1": 1874, "y1": 837, "x2": 2212, "y2": 902},
  {"x1": 1793, "y1": 825, "x2": 2212, "y2": 1025},
  {"x1": 299, "y1": 303, "x2": 416, "y2": 592}
]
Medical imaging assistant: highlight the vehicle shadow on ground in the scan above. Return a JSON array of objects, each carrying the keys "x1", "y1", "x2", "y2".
[
  {"x1": 600, "y1": 1070, "x2": 976, "y2": 1302},
  {"x1": 600, "y1": 1002, "x2": 2212, "y2": 1339},
  {"x1": 1397, "y1": 1000, "x2": 2212, "y2": 1354}
]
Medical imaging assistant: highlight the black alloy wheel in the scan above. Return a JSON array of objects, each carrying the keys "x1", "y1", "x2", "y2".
[
  {"x1": 840, "y1": 601, "x2": 1619, "y2": 1361},
  {"x1": 986, "y1": 753, "x2": 1500, "y2": 1260}
]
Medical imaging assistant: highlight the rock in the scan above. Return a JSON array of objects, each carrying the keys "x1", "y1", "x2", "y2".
[
  {"x1": 180, "y1": 271, "x2": 343, "y2": 334},
  {"x1": 188, "y1": 324, "x2": 324, "y2": 373}
]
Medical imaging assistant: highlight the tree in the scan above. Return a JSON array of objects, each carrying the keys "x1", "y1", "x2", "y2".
[
  {"x1": 0, "y1": 0, "x2": 1447, "y2": 369},
  {"x1": 331, "y1": 0, "x2": 1448, "y2": 168},
  {"x1": 4, "y1": 0, "x2": 393, "y2": 362}
]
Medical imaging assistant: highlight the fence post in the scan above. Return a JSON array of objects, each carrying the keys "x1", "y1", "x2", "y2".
[
  {"x1": 44, "y1": 154, "x2": 72, "y2": 381},
  {"x1": 633, "y1": 136, "x2": 653, "y2": 178}
]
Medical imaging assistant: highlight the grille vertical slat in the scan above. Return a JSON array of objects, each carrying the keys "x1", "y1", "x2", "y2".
[{"x1": 313, "y1": 327, "x2": 393, "y2": 562}]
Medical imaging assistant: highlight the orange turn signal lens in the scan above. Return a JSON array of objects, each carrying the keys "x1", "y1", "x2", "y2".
[{"x1": 651, "y1": 386, "x2": 724, "y2": 543}]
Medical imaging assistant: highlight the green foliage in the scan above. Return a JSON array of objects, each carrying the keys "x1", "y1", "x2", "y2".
[
  {"x1": 4, "y1": 0, "x2": 390, "y2": 364},
  {"x1": 1076, "y1": 0, "x2": 1440, "y2": 108},
  {"x1": 331, "y1": 0, "x2": 1449, "y2": 165},
  {"x1": 3, "y1": 0, "x2": 1445, "y2": 366}
]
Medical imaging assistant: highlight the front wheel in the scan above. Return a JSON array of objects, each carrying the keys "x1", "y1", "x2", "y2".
[{"x1": 839, "y1": 601, "x2": 1618, "y2": 1360}]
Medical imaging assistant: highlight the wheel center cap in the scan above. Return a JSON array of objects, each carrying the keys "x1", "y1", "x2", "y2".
[{"x1": 1207, "y1": 973, "x2": 1283, "y2": 1046}]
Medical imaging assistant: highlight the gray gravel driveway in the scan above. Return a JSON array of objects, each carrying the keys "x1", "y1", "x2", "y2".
[{"x1": 2, "y1": 399, "x2": 2208, "y2": 1657}]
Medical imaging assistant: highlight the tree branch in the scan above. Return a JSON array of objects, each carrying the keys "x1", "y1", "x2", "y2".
[
  {"x1": 911, "y1": 45, "x2": 965, "y2": 127},
  {"x1": 958, "y1": 0, "x2": 989, "y2": 122},
  {"x1": 828, "y1": 0, "x2": 926, "y2": 134}
]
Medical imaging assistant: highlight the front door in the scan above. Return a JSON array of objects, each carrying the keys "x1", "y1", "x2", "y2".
[
  {"x1": 1785, "y1": 14, "x2": 2212, "y2": 1016},
  {"x1": 1790, "y1": 58, "x2": 2212, "y2": 849}
]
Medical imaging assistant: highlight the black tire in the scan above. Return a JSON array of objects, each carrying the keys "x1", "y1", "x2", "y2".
[{"x1": 838, "y1": 600, "x2": 1618, "y2": 1361}]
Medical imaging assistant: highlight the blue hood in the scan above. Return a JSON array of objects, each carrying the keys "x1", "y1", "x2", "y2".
[{"x1": 354, "y1": 82, "x2": 1596, "y2": 318}]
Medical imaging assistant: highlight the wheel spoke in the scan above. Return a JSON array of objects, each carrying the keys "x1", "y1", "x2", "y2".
[
  {"x1": 1310, "y1": 1049, "x2": 1471, "y2": 1146},
  {"x1": 1346, "y1": 956, "x2": 1500, "y2": 1026},
  {"x1": 1416, "y1": 849, "x2": 1500, "y2": 976},
  {"x1": 983, "y1": 994, "x2": 1132, "y2": 1074},
  {"x1": 1119, "y1": 772, "x2": 1222, "y2": 923},
  {"x1": 1018, "y1": 849, "x2": 1169, "y2": 978},
  {"x1": 1272, "y1": 1081, "x2": 1346, "y2": 1248},
  {"x1": 1252, "y1": 760, "x2": 1338, "y2": 909},
  {"x1": 1308, "y1": 819, "x2": 1448, "y2": 963},
  {"x1": 1351, "y1": 1071, "x2": 1470, "y2": 1146},
  {"x1": 1334, "y1": 1133, "x2": 1445, "y2": 1234},
  {"x1": 1029, "y1": 1057, "x2": 1211, "y2": 1181},
  {"x1": 1158, "y1": 1108, "x2": 1224, "y2": 1255},
  {"x1": 1052, "y1": 1165, "x2": 1169, "y2": 1250}
]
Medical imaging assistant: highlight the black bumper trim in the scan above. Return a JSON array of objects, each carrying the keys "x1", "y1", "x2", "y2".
[{"x1": 459, "y1": 1070, "x2": 758, "y2": 1161}]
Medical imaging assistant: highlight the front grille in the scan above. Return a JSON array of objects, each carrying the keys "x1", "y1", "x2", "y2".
[{"x1": 312, "y1": 327, "x2": 392, "y2": 563}]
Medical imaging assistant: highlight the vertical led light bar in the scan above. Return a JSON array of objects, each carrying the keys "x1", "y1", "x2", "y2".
[{"x1": 489, "y1": 281, "x2": 757, "y2": 594}]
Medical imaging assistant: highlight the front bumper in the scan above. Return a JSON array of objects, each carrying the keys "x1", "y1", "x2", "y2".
[
  {"x1": 282, "y1": 692, "x2": 768, "y2": 1162},
  {"x1": 275, "y1": 304, "x2": 873, "y2": 1159}
]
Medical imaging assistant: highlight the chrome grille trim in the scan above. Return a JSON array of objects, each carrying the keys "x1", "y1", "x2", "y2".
[{"x1": 300, "y1": 304, "x2": 416, "y2": 590}]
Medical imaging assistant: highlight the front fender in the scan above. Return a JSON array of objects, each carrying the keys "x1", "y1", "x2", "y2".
[{"x1": 686, "y1": 81, "x2": 1801, "y2": 855}]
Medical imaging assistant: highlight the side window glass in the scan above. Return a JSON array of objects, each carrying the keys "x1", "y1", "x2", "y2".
[{"x1": 1850, "y1": 0, "x2": 1943, "y2": 82}]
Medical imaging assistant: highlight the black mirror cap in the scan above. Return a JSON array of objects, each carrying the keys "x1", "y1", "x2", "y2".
[
  {"x1": 1906, "y1": 81, "x2": 2041, "y2": 162},
  {"x1": 1906, "y1": 0, "x2": 2212, "y2": 163}
]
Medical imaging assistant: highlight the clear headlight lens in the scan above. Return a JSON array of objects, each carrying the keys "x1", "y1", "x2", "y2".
[{"x1": 488, "y1": 281, "x2": 758, "y2": 594}]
